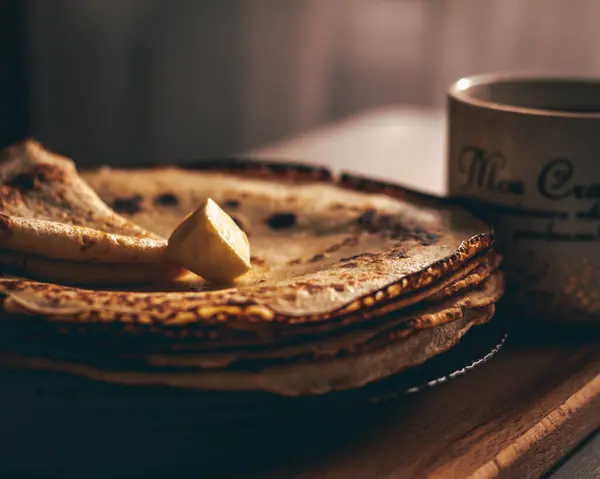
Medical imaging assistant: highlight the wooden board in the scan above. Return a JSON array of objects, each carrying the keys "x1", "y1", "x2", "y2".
[
  {"x1": 240, "y1": 326, "x2": 600, "y2": 479},
  {"x1": 4, "y1": 323, "x2": 599, "y2": 479},
  {"x1": 3, "y1": 108, "x2": 600, "y2": 478}
]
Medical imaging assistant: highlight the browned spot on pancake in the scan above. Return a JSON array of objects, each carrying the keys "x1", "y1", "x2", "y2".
[
  {"x1": 355, "y1": 209, "x2": 439, "y2": 245},
  {"x1": 409, "y1": 309, "x2": 462, "y2": 331},
  {"x1": 355, "y1": 208, "x2": 377, "y2": 228},
  {"x1": 80, "y1": 238, "x2": 97, "y2": 252},
  {"x1": 340, "y1": 261, "x2": 358, "y2": 269},
  {"x1": 410, "y1": 227, "x2": 439, "y2": 246},
  {"x1": 332, "y1": 284, "x2": 346, "y2": 292},
  {"x1": 34, "y1": 163, "x2": 66, "y2": 182},
  {"x1": 304, "y1": 284, "x2": 323, "y2": 294},
  {"x1": 340, "y1": 252, "x2": 377, "y2": 262},
  {"x1": 356, "y1": 210, "x2": 394, "y2": 233},
  {"x1": 288, "y1": 258, "x2": 301, "y2": 266},
  {"x1": 387, "y1": 248, "x2": 408, "y2": 260},
  {"x1": 325, "y1": 235, "x2": 360, "y2": 254},
  {"x1": 309, "y1": 253, "x2": 325, "y2": 263},
  {"x1": 223, "y1": 199, "x2": 240, "y2": 209},
  {"x1": 154, "y1": 193, "x2": 179, "y2": 206},
  {"x1": 6, "y1": 163, "x2": 66, "y2": 190},
  {"x1": 293, "y1": 281, "x2": 328, "y2": 294},
  {"x1": 267, "y1": 212, "x2": 296, "y2": 229},
  {"x1": 113, "y1": 194, "x2": 143, "y2": 214},
  {"x1": 330, "y1": 202, "x2": 345, "y2": 210}
]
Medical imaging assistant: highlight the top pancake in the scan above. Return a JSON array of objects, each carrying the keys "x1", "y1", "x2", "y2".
[{"x1": 0, "y1": 140, "x2": 492, "y2": 327}]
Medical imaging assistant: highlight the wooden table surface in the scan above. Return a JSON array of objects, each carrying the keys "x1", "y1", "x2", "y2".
[{"x1": 250, "y1": 106, "x2": 448, "y2": 196}]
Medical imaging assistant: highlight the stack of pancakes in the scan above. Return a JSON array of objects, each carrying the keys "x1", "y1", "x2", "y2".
[{"x1": 0, "y1": 141, "x2": 503, "y2": 396}]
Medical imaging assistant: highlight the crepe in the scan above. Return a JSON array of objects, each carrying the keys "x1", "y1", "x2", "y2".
[
  {"x1": 0, "y1": 250, "x2": 184, "y2": 285},
  {"x1": 0, "y1": 140, "x2": 504, "y2": 396},
  {"x1": 0, "y1": 271, "x2": 502, "y2": 395},
  {"x1": 0, "y1": 140, "x2": 182, "y2": 284},
  {"x1": 0, "y1": 305, "x2": 497, "y2": 396}
]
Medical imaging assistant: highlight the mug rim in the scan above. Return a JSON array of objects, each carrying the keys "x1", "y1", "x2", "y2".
[{"x1": 448, "y1": 72, "x2": 600, "y2": 119}]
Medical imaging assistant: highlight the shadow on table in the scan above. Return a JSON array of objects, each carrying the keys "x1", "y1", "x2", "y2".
[{"x1": 2, "y1": 308, "x2": 599, "y2": 478}]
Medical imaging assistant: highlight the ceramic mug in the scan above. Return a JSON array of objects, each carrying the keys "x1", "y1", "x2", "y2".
[{"x1": 447, "y1": 73, "x2": 600, "y2": 322}]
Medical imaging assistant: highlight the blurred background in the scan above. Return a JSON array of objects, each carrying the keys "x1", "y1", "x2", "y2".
[{"x1": 3, "y1": 0, "x2": 600, "y2": 165}]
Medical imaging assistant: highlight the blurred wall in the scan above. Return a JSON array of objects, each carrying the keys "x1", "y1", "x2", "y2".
[
  {"x1": 333, "y1": 0, "x2": 600, "y2": 116},
  {"x1": 8, "y1": 0, "x2": 600, "y2": 164},
  {"x1": 22, "y1": 0, "x2": 343, "y2": 164},
  {"x1": 2, "y1": 0, "x2": 29, "y2": 148}
]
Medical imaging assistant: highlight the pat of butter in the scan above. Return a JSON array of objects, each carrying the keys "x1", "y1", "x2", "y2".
[{"x1": 165, "y1": 198, "x2": 251, "y2": 283}]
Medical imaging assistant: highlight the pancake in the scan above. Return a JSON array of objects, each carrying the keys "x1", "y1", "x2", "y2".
[
  {"x1": 0, "y1": 141, "x2": 183, "y2": 284},
  {"x1": 0, "y1": 140, "x2": 504, "y2": 396},
  {"x1": 1, "y1": 269, "x2": 503, "y2": 363},
  {"x1": 0, "y1": 250, "x2": 185, "y2": 285},
  {"x1": 0, "y1": 140, "x2": 169, "y2": 261},
  {"x1": 0, "y1": 303, "x2": 498, "y2": 396},
  {"x1": 1, "y1": 142, "x2": 492, "y2": 320},
  {"x1": 0, "y1": 250, "x2": 497, "y2": 339}
]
